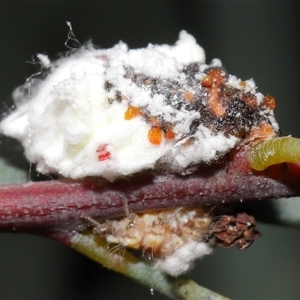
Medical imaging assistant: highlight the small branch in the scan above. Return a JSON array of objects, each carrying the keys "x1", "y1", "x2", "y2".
[
  {"x1": 1, "y1": 145, "x2": 300, "y2": 299},
  {"x1": 70, "y1": 231, "x2": 229, "y2": 300},
  {"x1": 1, "y1": 146, "x2": 300, "y2": 237}
]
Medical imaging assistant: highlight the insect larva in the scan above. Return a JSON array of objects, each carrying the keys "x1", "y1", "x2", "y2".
[
  {"x1": 83, "y1": 207, "x2": 213, "y2": 257},
  {"x1": 249, "y1": 137, "x2": 300, "y2": 171}
]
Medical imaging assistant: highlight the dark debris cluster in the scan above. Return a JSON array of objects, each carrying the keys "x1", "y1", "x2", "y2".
[
  {"x1": 209, "y1": 212, "x2": 262, "y2": 250},
  {"x1": 105, "y1": 62, "x2": 276, "y2": 140}
]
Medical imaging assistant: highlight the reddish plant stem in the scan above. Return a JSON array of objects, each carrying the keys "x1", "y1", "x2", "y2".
[{"x1": 1, "y1": 146, "x2": 300, "y2": 242}]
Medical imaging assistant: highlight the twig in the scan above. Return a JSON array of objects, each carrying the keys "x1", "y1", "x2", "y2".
[
  {"x1": 71, "y1": 231, "x2": 229, "y2": 300},
  {"x1": 1, "y1": 146, "x2": 300, "y2": 299},
  {"x1": 1, "y1": 146, "x2": 300, "y2": 236}
]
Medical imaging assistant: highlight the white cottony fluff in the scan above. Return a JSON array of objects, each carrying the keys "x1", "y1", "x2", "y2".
[
  {"x1": 0, "y1": 31, "x2": 240, "y2": 181},
  {"x1": 153, "y1": 241, "x2": 212, "y2": 276}
]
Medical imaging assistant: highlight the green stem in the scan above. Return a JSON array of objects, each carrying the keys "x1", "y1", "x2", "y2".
[{"x1": 70, "y1": 231, "x2": 229, "y2": 300}]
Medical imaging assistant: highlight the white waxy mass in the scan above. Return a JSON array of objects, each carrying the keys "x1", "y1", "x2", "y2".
[{"x1": 0, "y1": 31, "x2": 276, "y2": 181}]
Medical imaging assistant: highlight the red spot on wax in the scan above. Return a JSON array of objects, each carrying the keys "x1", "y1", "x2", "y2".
[{"x1": 97, "y1": 144, "x2": 111, "y2": 161}]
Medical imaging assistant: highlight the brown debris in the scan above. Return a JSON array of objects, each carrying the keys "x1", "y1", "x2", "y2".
[
  {"x1": 247, "y1": 122, "x2": 275, "y2": 141},
  {"x1": 209, "y1": 212, "x2": 262, "y2": 250},
  {"x1": 105, "y1": 63, "x2": 279, "y2": 144},
  {"x1": 183, "y1": 90, "x2": 194, "y2": 102},
  {"x1": 201, "y1": 75, "x2": 213, "y2": 87},
  {"x1": 206, "y1": 68, "x2": 227, "y2": 117},
  {"x1": 262, "y1": 95, "x2": 276, "y2": 110}
]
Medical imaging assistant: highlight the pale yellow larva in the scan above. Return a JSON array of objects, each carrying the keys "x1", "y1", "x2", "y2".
[{"x1": 250, "y1": 137, "x2": 300, "y2": 171}]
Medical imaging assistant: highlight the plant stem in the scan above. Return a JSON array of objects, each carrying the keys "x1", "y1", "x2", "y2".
[
  {"x1": 70, "y1": 231, "x2": 229, "y2": 300},
  {"x1": 1, "y1": 146, "x2": 300, "y2": 299},
  {"x1": 1, "y1": 146, "x2": 300, "y2": 236}
]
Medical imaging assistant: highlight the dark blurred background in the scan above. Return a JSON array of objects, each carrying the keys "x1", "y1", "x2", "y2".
[{"x1": 1, "y1": 2, "x2": 300, "y2": 299}]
